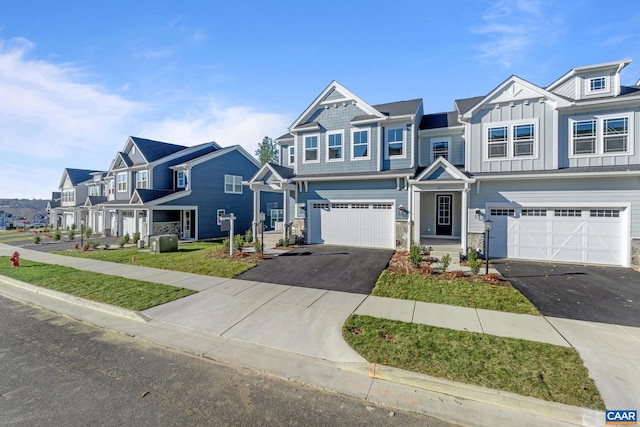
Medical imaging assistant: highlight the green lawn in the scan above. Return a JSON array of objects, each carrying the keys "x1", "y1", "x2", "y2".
[
  {"x1": 373, "y1": 270, "x2": 539, "y2": 315},
  {"x1": 53, "y1": 242, "x2": 255, "y2": 278},
  {"x1": 343, "y1": 315, "x2": 604, "y2": 410},
  {"x1": 0, "y1": 257, "x2": 196, "y2": 311}
]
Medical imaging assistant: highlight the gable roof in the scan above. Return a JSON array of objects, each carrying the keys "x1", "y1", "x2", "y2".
[
  {"x1": 65, "y1": 168, "x2": 98, "y2": 185},
  {"x1": 455, "y1": 96, "x2": 484, "y2": 116},
  {"x1": 461, "y1": 75, "x2": 571, "y2": 120},
  {"x1": 373, "y1": 99, "x2": 422, "y2": 116},
  {"x1": 130, "y1": 189, "x2": 176, "y2": 204},
  {"x1": 413, "y1": 157, "x2": 474, "y2": 183},
  {"x1": 248, "y1": 162, "x2": 295, "y2": 184},
  {"x1": 546, "y1": 59, "x2": 631, "y2": 92},
  {"x1": 129, "y1": 136, "x2": 188, "y2": 163}
]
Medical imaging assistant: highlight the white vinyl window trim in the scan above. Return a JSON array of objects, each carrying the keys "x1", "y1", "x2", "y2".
[
  {"x1": 303, "y1": 134, "x2": 320, "y2": 164},
  {"x1": 387, "y1": 127, "x2": 405, "y2": 159},
  {"x1": 224, "y1": 174, "x2": 243, "y2": 194},
  {"x1": 288, "y1": 146, "x2": 295, "y2": 166},
  {"x1": 569, "y1": 113, "x2": 633, "y2": 157},
  {"x1": 351, "y1": 128, "x2": 370, "y2": 160},
  {"x1": 136, "y1": 170, "x2": 149, "y2": 189},
  {"x1": 117, "y1": 172, "x2": 127, "y2": 192},
  {"x1": 586, "y1": 76, "x2": 609, "y2": 94},
  {"x1": 431, "y1": 138, "x2": 450, "y2": 162},
  {"x1": 483, "y1": 118, "x2": 538, "y2": 161},
  {"x1": 326, "y1": 130, "x2": 344, "y2": 162},
  {"x1": 176, "y1": 171, "x2": 187, "y2": 189}
]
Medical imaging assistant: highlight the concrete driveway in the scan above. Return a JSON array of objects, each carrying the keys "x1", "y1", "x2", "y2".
[
  {"x1": 236, "y1": 245, "x2": 393, "y2": 294},
  {"x1": 494, "y1": 260, "x2": 640, "y2": 327}
]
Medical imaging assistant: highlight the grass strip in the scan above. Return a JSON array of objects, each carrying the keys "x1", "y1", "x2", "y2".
[
  {"x1": 343, "y1": 314, "x2": 604, "y2": 410},
  {"x1": 373, "y1": 270, "x2": 539, "y2": 315},
  {"x1": 53, "y1": 242, "x2": 254, "y2": 278},
  {"x1": 0, "y1": 257, "x2": 196, "y2": 311}
]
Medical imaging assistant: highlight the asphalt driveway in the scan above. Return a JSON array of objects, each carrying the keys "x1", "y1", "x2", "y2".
[
  {"x1": 236, "y1": 245, "x2": 393, "y2": 294},
  {"x1": 494, "y1": 260, "x2": 640, "y2": 327}
]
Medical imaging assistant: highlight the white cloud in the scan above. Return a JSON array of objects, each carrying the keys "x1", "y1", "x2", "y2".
[
  {"x1": 0, "y1": 37, "x2": 292, "y2": 199},
  {"x1": 139, "y1": 99, "x2": 292, "y2": 157},
  {"x1": 472, "y1": 0, "x2": 561, "y2": 68}
]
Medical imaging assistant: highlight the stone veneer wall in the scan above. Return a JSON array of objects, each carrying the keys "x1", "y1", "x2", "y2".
[
  {"x1": 396, "y1": 222, "x2": 409, "y2": 250},
  {"x1": 467, "y1": 233, "x2": 485, "y2": 256},
  {"x1": 153, "y1": 221, "x2": 181, "y2": 236},
  {"x1": 291, "y1": 218, "x2": 306, "y2": 244},
  {"x1": 631, "y1": 239, "x2": 640, "y2": 270}
]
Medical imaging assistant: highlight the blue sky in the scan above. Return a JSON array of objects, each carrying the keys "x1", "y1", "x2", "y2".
[{"x1": 1, "y1": 0, "x2": 639, "y2": 199}]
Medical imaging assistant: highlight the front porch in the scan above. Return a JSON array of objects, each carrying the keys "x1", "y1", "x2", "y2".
[{"x1": 420, "y1": 237, "x2": 464, "y2": 270}]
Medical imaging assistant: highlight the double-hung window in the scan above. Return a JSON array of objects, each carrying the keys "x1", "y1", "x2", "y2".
[
  {"x1": 326, "y1": 131, "x2": 343, "y2": 161},
  {"x1": 570, "y1": 114, "x2": 631, "y2": 156},
  {"x1": 304, "y1": 135, "x2": 319, "y2": 163},
  {"x1": 485, "y1": 121, "x2": 537, "y2": 159},
  {"x1": 352, "y1": 129, "x2": 369, "y2": 159},
  {"x1": 387, "y1": 128, "x2": 404, "y2": 157},
  {"x1": 432, "y1": 140, "x2": 449, "y2": 161},
  {"x1": 176, "y1": 171, "x2": 187, "y2": 189},
  {"x1": 288, "y1": 146, "x2": 295, "y2": 166},
  {"x1": 487, "y1": 126, "x2": 508, "y2": 158},
  {"x1": 117, "y1": 173, "x2": 127, "y2": 192},
  {"x1": 224, "y1": 174, "x2": 243, "y2": 194},
  {"x1": 136, "y1": 170, "x2": 148, "y2": 189}
]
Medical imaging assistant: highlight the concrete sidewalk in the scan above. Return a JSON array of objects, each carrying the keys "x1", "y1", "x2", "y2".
[{"x1": 0, "y1": 243, "x2": 622, "y2": 425}]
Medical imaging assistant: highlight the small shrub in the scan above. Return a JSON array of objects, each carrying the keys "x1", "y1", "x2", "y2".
[
  {"x1": 71, "y1": 223, "x2": 76, "y2": 231},
  {"x1": 85, "y1": 227, "x2": 93, "y2": 239},
  {"x1": 133, "y1": 232, "x2": 140, "y2": 244},
  {"x1": 244, "y1": 229, "x2": 253, "y2": 243},
  {"x1": 437, "y1": 253, "x2": 451, "y2": 272},
  {"x1": 222, "y1": 238, "x2": 230, "y2": 251},
  {"x1": 282, "y1": 237, "x2": 290, "y2": 247},
  {"x1": 118, "y1": 237, "x2": 126, "y2": 248},
  {"x1": 103, "y1": 243, "x2": 110, "y2": 250},
  {"x1": 233, "y1": 234, "x2": 244, "y2": 251},
  {"x1": 254, "y1": 238, "x2": 263, "y2": 253},
  {"x1": 467, "y1": 247, "x2": 482, "y2": 275},
  {"x1": 67, "y1": 229, "x2": 76, "y2": 241},
  {"x1": 33, "y1": 234, "x2": 41, "y2": 244},
  {"x1": 409, "y1": 244, "x2": 422, "y2": 268},
  {"x1": 123, "y1": 233, "x2": 131, "y2": 244},
  {"x1": 53, "y1": 230, "x2": 61, "y2": 241},
  {"x1": 87, "y1": 239, "x2": 99, "y2": 249}
]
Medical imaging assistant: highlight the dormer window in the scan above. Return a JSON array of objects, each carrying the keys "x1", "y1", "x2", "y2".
[
  {"x1": 176, "y1": 171, "x2": 187, "y2": 189},
  {"x1": 589, "y1": 77, "x2": 606, "y2": 91}
]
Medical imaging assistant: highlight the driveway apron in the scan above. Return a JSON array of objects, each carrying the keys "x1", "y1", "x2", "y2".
[{"x1": 236, "y1": 245, "x2": 394, "y2": 294}]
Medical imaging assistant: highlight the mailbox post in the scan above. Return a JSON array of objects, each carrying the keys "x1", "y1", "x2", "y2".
[{"x1": 220, "y1": 213, "x2": 235, "y2": 256}]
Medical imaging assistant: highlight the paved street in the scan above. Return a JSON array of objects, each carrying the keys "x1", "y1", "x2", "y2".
[{"x1": 0, "y1": 295, "x2": 447, "y2": 427}]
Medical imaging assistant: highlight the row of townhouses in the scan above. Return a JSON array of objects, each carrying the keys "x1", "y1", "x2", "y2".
[
  {"x1": 249, "y1": 59, "x2": 640, "y2": 269},
  {"x1": 51, "y1": 59, "x2": 640, "y2": 269},
  {"x1": 49, "y1": 138, "x2": 279, "y2": 242}
]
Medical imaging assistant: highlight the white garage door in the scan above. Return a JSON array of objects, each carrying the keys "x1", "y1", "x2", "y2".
[
  {"x1": 122, "y1": 213, "x2": 136, "y2": 237},
  {"x1": 490, "y1": 207, "x2": 626, "y2": 266},
  {"x1": 309, "y1": 201, "x2": 395, "y2": 249}
]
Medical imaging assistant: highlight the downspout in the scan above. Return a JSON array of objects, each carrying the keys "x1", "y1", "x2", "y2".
[{"x1": 406, "y1": 176, "x2": 412, "y2": 251}]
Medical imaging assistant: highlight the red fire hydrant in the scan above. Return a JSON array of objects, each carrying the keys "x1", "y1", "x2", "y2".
[{"x1": 9, "y1": 251, "x2": 20, "y2": 268}]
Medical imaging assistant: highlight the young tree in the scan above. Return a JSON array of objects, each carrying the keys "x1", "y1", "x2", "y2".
[{"x1": 255, "y1": 136, "x2": 279, "y2": 164}]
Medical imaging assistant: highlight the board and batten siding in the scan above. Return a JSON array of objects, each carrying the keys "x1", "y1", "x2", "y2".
[
  {"x1": 558, "y1": 107, "x2": 640, "y2": 168},
  {"x1": 297, "y1": 179, "x2": 408, "y2": 221},
  {"x1": 468, "y1": 177, "x2": 640, "y2": 236},
  {"x1": 467, "y1": 99, "x2": 556, "y2": 174}
]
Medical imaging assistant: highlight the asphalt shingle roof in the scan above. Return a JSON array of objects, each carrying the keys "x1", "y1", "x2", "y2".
[
  {"x1": 66, "y1": 168, "x2": 100, "y2": 185},
  {"x1": 130, "y1": 137, "x2": 188, "y2": 163},
  {"x1": 268, "y1": 163, "x2": 296, "y2": 180},
  {"x1": 419, "y1": 111, "x2": 461, "y2": 130}
]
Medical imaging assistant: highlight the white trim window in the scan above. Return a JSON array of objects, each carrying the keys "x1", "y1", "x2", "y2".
[
  {"x1": 570, "y1": 114, "x2": 632, "y2": 156},
  {"x1": 485, "y1": 120, "x2": 537, "y2": 160},
  {"x1": 351, "y1": 129, "x2": 369, "y2": 159},
  {"x1": 387, "y1": 128, "x2": 404, "y2": 158},
  {"x1": 176, "y1": 170, "x2": 187, "y2": 189},
  {"x1": 224, "y1": 174, "x2": 243, "y2": 194},
  {"x1": 136, "y1": 170, "x2": 149, "y2": 189},
  {"x1": 217, "y1": 209, "x2": 225, "y2": 225},
  {"x1": 303, "y1": 135, "x2": 319, "y2": 163},
  {"x1": 88, "y1": 185, "x2": 101, "y2": 197},
  {"x1": 326, "y1": 130, "x2": 343, "y2": 161},
  {"x1": 432, "y1": 139, "x2": 449, "y2": 162},
  {"x1": 586, "y1": 76, "x2": 609, "y2": 95},
  {"x1": 117, "y1": 172, "x2": 127, "y2": 192},
  {"x1": 288, "y1": 146, "x2": 295, "y2": 166},
  {"x1": 62, "y1": 190, "x2": 75, "y2": 203}
]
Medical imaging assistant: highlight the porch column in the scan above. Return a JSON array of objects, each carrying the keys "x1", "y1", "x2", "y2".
[
  {"x1": 461, "y1": 183, "x2": 470, "y2": 254},
  {"x1": 282, "y1": 185, "x2": 288, "y2": 241},
  {"x1": 252, "y1": 187, "x2": 261, "y2": 240},
  {"x1": 412, "y1": 187, "x2": 421, "y2": 245}
]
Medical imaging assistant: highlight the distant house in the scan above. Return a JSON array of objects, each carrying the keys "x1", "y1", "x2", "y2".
[
  {"x1": 51, "y1": 136, "x2": 276, "y2": 240},
  {"x1": 248, "y1": 60, "x2": 640, "y2": 268}
]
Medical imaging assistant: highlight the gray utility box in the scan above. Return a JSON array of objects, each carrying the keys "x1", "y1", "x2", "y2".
[{"x1": 149, "y1": 234, "x2": 178, "y2": 253}]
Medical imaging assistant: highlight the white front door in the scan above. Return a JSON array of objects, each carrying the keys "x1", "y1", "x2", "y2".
[
  {"x1": 309, "y1": 201, "x2": 395, "y2": 249},
  {"x1": 182, "y1": 210, "x2": 191, "y2": 239}
]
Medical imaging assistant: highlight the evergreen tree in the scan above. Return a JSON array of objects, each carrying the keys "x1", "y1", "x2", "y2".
[{"x1": 255, "y1": 136, "x2": 279, "y2": 164}]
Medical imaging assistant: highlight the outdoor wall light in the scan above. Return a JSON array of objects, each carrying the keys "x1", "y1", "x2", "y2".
[{"x1": 475, "y1": 209, "x2": 482, "y2": 220}]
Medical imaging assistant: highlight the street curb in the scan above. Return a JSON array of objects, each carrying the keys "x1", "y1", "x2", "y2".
[
  {"x1": 339, "y1": 363, "x2": 603, "y2": 426},
  {"x1": 0, "y1": 276, "x2": 148, "y2": 322},
  {"x1": 0, "y1": 274, "x2": 605, "y2": 427}
]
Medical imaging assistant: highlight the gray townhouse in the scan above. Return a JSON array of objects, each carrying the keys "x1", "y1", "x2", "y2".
[{"x1": 248, "y1": 59, "x2": 640, "y2": 268}]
